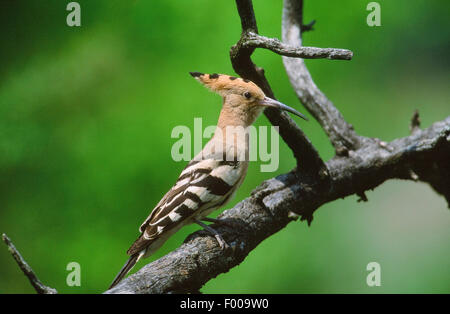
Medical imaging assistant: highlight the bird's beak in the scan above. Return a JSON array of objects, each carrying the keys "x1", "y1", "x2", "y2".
[{"x1": 259, "y1": 96, "x2": 308, "y2": 121}]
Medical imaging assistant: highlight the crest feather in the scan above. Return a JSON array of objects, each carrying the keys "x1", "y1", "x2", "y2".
[{"x1": 189, "y1": 72, "x2": 260, "y2": 96}]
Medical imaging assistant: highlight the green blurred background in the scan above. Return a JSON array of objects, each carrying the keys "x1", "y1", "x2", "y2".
[{"x1": 0, "y1": 0, "x2": 449, "y2": 294}]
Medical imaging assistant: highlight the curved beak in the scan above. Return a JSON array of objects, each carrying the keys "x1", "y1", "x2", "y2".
[{"x1": 259, "y1": 96, "x2": 308, "y2": 121}]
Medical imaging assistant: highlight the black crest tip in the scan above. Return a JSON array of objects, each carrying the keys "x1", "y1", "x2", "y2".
[{"x1": 189, "y1": 72, "x2": 204, "y2": 78}]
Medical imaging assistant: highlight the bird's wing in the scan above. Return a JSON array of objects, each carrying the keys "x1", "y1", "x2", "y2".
[{"x1": 126, "y1": 157, "x2": 242, "y2": 255}]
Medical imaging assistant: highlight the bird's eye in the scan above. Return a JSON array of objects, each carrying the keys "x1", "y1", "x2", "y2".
[{"x1": 244, "y1": 92, "x2": 252, "y2": 99}]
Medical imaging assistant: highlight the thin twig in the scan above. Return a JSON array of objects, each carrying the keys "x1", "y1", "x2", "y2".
[{"x1": 2, "y1": 233, "x2": 57, "y2": 294}]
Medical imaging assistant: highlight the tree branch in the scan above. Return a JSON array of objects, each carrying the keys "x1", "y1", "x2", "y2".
[
  {"x1": 106, "y1": 117, "x2": 450, "y2": 293},
  {"x1": 2, "y1": 233, "x2": 57, "y2": 294},
  {"x1": 243, "y1": 32, "x2": 353, "y2": 60},
  {"x1": 230, "y1": 0, "x2": 335, "y2": 178},
  {"x1": 282, "y1": 0, "x2": 363, "y2": 156}
]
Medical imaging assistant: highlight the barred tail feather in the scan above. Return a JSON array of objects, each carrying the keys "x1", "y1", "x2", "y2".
[{"x1": 109, "y1": 251, "x2": 144, "y2": 289}]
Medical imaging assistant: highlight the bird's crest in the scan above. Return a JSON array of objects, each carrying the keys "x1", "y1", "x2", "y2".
[{"x1": 189, "y1": 72, "x2": 263, "y2": 98}]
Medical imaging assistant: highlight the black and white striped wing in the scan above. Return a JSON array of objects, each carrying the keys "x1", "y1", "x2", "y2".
[{"x1": 127, "y1": 158, "x2": 242, "y2": 255}]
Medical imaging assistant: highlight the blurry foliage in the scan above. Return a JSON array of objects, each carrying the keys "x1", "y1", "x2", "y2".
[{"x1": 0, "y1": 0, "x2": 448, "y2": 293}]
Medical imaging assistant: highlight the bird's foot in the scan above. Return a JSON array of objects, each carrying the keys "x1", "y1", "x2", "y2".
[
  {"x1": 194, "y1": 219, "x2": 230, "y2": 251},
  {"x1": 213, "y1": 233, "x2": 230, "y2": 251}
]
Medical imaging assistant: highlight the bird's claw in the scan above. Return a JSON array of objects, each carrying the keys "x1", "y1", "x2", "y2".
[{"x1": 214, "y1": 234, "x2": 230, "y2": 251}]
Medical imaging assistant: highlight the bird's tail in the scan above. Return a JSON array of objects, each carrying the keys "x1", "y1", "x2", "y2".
[{"x1": 109, "y1": 251, "x2": 144, "y2": 289}]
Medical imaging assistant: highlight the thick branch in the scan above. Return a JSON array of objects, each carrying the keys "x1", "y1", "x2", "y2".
[
  {"x1": 106, "y1": 117, "x2": 450, "y2": 294},
  {"x1": 2, "y1": 233, "x2": 57, "y2": 294},
  {"x1": 410, "y1": 110, "x2": 421, "y2": 135},
  {"x1": 282, "y1": 0, "x2": 362, "y2": 155}
]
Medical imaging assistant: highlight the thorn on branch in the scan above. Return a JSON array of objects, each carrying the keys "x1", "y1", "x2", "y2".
[
  {"x1": 335, "y1": 145, "x2": 349, "y2": 157},
  {"x1": 357, "y1": 191, "x2": 368, "y2": 202},
  {"x1": 2, "y1": 233, "x2": 57, "y2": 294},
  {"x1": 243, "y1": 32, "x2": 353, "y2": 60},
  {"x1": 410, "y1": 110, "x2": 421, "y2": 134}
]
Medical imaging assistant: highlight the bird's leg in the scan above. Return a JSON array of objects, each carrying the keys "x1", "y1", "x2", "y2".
[{"x1": 194, "y1": 219, "x2": 230, "y2": 250}]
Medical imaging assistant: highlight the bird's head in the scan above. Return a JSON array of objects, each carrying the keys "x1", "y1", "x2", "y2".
[{"x1": 189, "y1": 72, "x2": 307, "y2": 127}]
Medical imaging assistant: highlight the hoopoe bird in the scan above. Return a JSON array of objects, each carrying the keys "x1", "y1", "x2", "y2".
[{"x1": 109, "y1": 72, "x2": 307, "y2": 288}]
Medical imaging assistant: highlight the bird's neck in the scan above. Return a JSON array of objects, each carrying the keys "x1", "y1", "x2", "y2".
[
  {"x1": 205, "y1": 105, "x2": 252, "y2": 161},
  {"x1": 216, "y1": 104, "x2": 247, "y2": 129}
]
